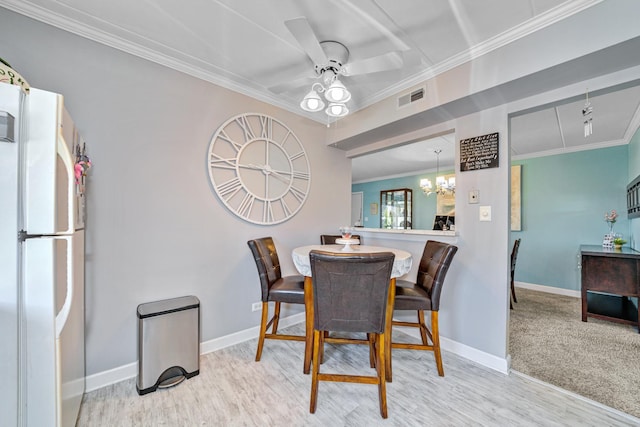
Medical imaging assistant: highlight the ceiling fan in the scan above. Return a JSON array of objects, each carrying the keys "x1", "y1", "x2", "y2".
[{"x1": 270, "y1": 17, "x2": 418, "y2": 116}]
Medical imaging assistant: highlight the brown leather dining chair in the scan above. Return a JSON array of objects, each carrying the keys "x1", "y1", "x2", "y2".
[
  {"x1": 320, "y1": 234, "x2": 361, "y2": 244},
  {"x1": 510, "y1": 238, "x2": 521, "y2": 309},
  {"x1": 247, "y1": 237, "x2": 306, "y2": 364},
  {"x1": 389, "y1": 240, "x2": 458, "y2": 379},
  {"x1": 308, "y1": 250, "x2": 395, "y2": 419}
]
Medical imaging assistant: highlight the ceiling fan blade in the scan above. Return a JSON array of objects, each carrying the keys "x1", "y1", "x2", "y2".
[
  {"x1": 268, "y1": 75, "x2": 316, "y2": 94},
  {"x1": 341, "y1": 51, "x2": 403, "y2": 76},
  {"x1": 285, "y1": 17, "x2": 329, "y2": 66}
]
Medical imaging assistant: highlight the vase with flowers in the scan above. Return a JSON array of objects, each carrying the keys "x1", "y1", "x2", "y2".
[
  {"x1": 604, "y1": 209, "x2": 618, "y2": 234},
  {"x1": 602, "y1": 210, "x2": 618, "y2": 248}
]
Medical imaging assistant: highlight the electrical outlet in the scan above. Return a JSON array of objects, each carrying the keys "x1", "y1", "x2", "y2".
[{"x1": 251, "y1": 302, "x2": 262, "y2": 312}]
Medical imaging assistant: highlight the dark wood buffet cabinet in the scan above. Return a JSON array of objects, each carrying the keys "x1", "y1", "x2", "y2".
[{"x1": 580, "y1": 245, "x2": 640, "y2": 333}]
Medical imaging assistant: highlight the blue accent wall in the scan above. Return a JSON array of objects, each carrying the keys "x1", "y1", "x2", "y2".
[
  {"x1": 512, "y1": 145, "x2": 629, "y2": 290},
  {"x1": 352, "y1": 145, "x2": 629, "y2": 291}
]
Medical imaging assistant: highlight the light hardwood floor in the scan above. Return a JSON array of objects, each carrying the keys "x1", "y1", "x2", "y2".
[{"x1": 78, "y1": 324, "x2": 639, "y2": 426}]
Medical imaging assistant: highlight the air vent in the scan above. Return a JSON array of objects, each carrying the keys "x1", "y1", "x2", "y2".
[{"x1": 398, "y1": 87, "x2": 425, "y2": 108}]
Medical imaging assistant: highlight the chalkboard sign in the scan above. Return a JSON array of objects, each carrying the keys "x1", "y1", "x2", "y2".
[{"x1": 460, "y1": 132, "x2": 499, "y2": 171}]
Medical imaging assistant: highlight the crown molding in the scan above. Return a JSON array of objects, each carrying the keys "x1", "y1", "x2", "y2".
[
  {"x1": 0, "y1": 0, "x2": 316, "y2": 120},
  {"x1": 511, "y1": 137, "x2": 627, "y2": 161},
  {"x1": 0, "y1": 0, "x2": 601, "y2": 124},
  {"x1": 357, "y1": 0, "x2": 603, "y2": 110}
]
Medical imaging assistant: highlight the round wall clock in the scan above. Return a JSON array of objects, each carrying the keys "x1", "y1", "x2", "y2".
[{"x1": 207, "y1": 113, "x2": 311, "y2": 225}]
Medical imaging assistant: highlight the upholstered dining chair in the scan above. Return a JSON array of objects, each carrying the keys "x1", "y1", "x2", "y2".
[
  {"x1": 308, "y1": 250, "x2": 395, "y2": 419},
  {"x1": 320, "y1": 234, "x2": 361, "y2": 245},
  {"x1": 510, "y1": 238, "x2": 521, "y2": 309},
  {"x1": 390, "y1": 240, "x2": 458, "y2": 379},
  {"x1": 247, "y1": 237, "x2": 306, "y2": 363}
]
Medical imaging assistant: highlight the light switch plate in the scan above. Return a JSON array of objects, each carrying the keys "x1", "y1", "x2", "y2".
[
  {"x1": 469, "y1": 190, "x2": 479, "y2": 204},
  {"x1": 479, "y1": 205, "x2": 491, "y2": 221}
]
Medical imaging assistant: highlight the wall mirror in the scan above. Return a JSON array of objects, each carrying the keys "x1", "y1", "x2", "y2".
[{"x1": 351, "y1": 132, "x2": 456, "y2": 230}]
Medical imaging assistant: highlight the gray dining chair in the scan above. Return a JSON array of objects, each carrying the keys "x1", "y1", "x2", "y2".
[
  {"x1": 247, "y1": 237, "x2": 306, "y2": 365},
  {"x1": 308, "y1": 250, "x2": 395, "y2": 419},
  {"x1": 390, "y1": 240, "x2": 458, "y2": 379}
]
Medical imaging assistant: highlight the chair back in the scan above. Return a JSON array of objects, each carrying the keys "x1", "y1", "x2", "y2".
[
  {"x1": 309, "y1": 250, "x2": 394, "y2": 334},
  {"x1": 320, "y1": 234, "x2": 362, "y2": 245},
  {"x1": 414, "y1": 240, "x2": 458, "y2": 311},
  {"x1": 511, "y1": 239, "x2": 521, "y2": 275},
  {"x1": 247, "y1": 237, "x2": 282, "y2": 301}
]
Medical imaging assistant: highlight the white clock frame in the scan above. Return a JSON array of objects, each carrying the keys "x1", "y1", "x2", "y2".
[{"x1": 207, "y1": 113, "x2": 311, "y2": 225}]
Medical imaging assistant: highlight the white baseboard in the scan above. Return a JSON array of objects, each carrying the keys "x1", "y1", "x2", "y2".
[
  {"x1": 393, "y1": 325, "x2": 510, "y2": 374},
  {"x1": 85, "y1": 312, "x2": 305, "y2": 393},
  {"x1": 87, "y1": 310, "x2": 510, "y2": 392},
  {"x1": 515, "y1": 281, "x2": 580, "y2": 298}
]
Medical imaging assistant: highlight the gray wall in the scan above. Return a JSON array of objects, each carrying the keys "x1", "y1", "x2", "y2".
[
  {"x1": 0, "y1": 9, "x2": 351, "y2": 375},
  {"x1": 3, "y1": 2, "x2": 640, "y2": 385}
]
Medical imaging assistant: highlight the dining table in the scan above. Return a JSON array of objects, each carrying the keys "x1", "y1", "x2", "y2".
[{"x1": 292, "y1": 243, "x2": 413, "y2": 377}]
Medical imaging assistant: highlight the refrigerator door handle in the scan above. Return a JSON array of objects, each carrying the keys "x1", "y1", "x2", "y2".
[
  {"x1": 55, "y1": 235, "x2": 73, "y2": 339},
  {"x1": 56, "y1": 134, "x2": 76, "y2": 235}
]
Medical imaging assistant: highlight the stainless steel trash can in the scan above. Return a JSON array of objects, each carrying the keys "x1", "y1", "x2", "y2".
[{"x1": 136, "y1": 295, "x2": 200, "y2": 395}]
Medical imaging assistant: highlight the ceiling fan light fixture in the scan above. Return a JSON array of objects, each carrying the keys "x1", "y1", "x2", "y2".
[
  {"x1": 324, "y1": 79, "x2": 351, "y2": 103},
  {"x1": 300, "y1": 88, "x2": 325, "y2": 112},
  {"x1": 325, "y1": 102, "x2": 349, "y2": 117}
]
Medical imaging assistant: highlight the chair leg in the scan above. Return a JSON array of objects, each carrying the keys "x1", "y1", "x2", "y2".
[
  {"x1": 309, "y1": 330, "x2": 322, "y2": 414},
  {"x1": 272, "y1": 302, "x2": 281, "y2": 333},
  {"x1": 368, "y1": 333, "x2": 376, "y2": 368},
  {"x1": 255, "y1": 301, "x2": 269, "y2": 361},
  {"x1": 511, "y1": 276, "x2": 517, "y2": 303},
  {"x1": 431, "y1": 311, "x2": 444, "y2": 376},
  {"x1": 417, "y1": 310, "x2": 429, "y2": 345},
  {"x1": 304, "y1": 277, "x2": 314, "y2": 374},
  {"x1": 376, "y1": 332, "x2": 388, "y2": 419},
  {"x1": 384, "y1": 278, "x2": 396, "y2": 383}
]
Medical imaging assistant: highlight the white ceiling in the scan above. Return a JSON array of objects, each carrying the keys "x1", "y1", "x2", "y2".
[{"x1": 2, "y1": 0, "x2": 639, "y2": 182}]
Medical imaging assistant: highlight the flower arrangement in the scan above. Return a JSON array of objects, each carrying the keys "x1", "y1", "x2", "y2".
[
  {"x1": 604, "y1": 209, "x2": 618, "y2": 233},
  {"x1": 604, "y1": 209, "x2": 618, "y2": 224}
]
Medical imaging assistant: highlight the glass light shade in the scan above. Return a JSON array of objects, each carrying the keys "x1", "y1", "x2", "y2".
[
  {"x1": 324, "y1": 80, "x2": 351, "y2": 103},
  {"x1": 448, "y1": 177, "x2": 456, "y2": 188},
  {"x1": 300, "y1": 89, "x2": 325, "y2": 112},
  {"x1": 325, "y1": 103, "x2": 349, "y2": 117},
  {"x1": 420, "y1": 178, "x2": 432, "y2": 191}
]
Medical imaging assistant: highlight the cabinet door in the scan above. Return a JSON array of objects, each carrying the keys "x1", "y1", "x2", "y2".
[{"x1": 380, "y1": 189, "x2": 412, "y2": 229}]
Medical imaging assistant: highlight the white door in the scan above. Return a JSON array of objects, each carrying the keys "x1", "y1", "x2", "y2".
[{"x1": 351, "y1": 192, "x2": 363, "y2": 226}]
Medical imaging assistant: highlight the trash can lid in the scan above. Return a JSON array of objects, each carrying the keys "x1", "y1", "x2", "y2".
[{"x1": 137, "y1": 295, "x2": 200, "y2": 319}]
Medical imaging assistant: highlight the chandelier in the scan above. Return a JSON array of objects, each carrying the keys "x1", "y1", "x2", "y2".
[
  {"x1": 420, "y1": 149, "x2": 455, "y2": 196},
  {"x1": 299, "y1": 69, "x2": 351, "y2": 118}
]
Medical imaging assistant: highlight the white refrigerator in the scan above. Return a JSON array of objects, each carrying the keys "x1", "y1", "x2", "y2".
[{"x1": 0, "y1": 82, "x2": 86, "y2": 427}]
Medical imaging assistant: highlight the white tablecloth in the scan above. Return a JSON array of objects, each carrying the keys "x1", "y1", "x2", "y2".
[{"x1": 292, "y1": 244, "x2": 412, "y2": 278}]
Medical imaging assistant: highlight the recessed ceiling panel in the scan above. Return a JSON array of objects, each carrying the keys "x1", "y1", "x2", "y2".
[
  {"x1": 510, "y1": 108, "x2": 563, "y2": 155},
  {"x1": 557, "y1": 85, "x2": 640, "y2": 147}
]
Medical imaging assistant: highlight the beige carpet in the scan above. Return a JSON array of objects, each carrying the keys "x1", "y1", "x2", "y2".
[{"x1": 509, "y1": 288, "x2": 640, "y2": 418}]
